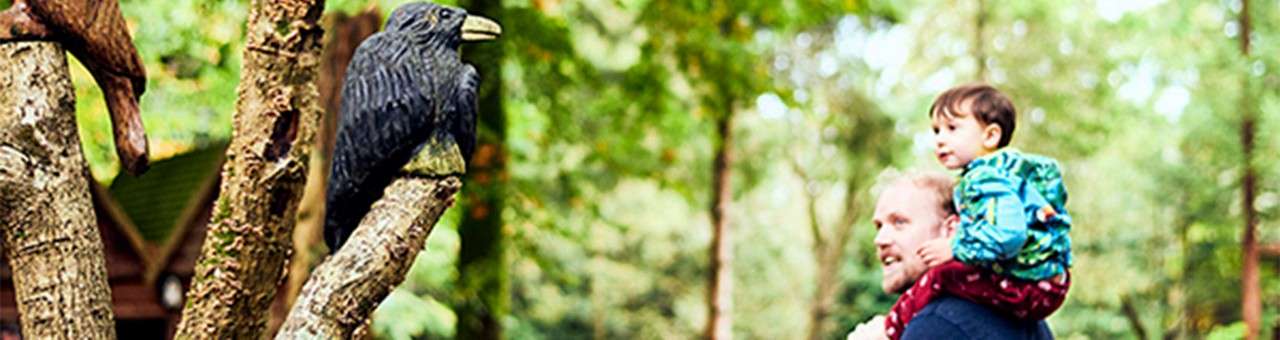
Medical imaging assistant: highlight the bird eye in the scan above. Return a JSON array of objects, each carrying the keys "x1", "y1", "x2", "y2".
[{"x1": 439, "y1": 11, "x2": 452, "y2": 19}]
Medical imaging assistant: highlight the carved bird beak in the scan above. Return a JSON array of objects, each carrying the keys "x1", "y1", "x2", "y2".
[{"x1": 461, "y1": 15, "x2": 501, "y2": 42}]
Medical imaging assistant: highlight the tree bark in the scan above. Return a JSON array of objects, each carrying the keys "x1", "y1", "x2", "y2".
[
  {"x1": 455, "y1": 0, "x2": 508, "y2": 339},
  {"x1": 1237, "y1": 1, "x2": 1260, "y2": 339},
  {"x1": 0, "y1": 41, "x2": 116, "y2": 340},
  {"x1": 286, "y1": 6, "x2": 381, "y2": 315},
  {"x1": 174, "y1": 0, "x2": 326, "y2": 337},
  {"x1": 706, "y1": 110, "x2": 734, "y2": 340},
  {"x1": 276, "y1": 177, "x2": 461, "y2": 338}
]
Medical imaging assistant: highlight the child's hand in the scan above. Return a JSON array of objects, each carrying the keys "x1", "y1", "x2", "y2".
[{"x1": 917, "y1": 238, "x2": 954, "y2": 268}]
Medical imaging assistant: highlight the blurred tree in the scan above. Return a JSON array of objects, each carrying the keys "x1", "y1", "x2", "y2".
[
  {"x1": 1236, "y1": 1, "x2": 1261, "y2": 339},
  {"x1": 791, "y1": 94, "x2": 898, "y2": 340},
  {"x1": 455, "y1": 0, "x2": 509, "y2": 338},
  {"x1": 973, "y1": 0, "x2": 986, "y2": 81},
  {"x1": 632, "y1": 2, "x2": 881, "y2": 337},
  {"x1": 756, "y1": 19, "x2": 905, "y2": 338}
]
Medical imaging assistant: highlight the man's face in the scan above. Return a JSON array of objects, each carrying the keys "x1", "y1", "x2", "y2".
[{"x1": 872, "y1": 182, "x2": 951, "y2": 294}]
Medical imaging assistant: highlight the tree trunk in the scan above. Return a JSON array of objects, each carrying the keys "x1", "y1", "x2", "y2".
[
  {"x1": 1172, "y1": 195, "x2": 1192, "y2": 340},
  {"x1": 174, "y1": 0, "x2": 326, "y2": 337},
  {"x1": 285, "y1": 6, "x2": 381, "y2": 315},
  {"x1": 973, "y1": 0, "x2": 986, "y2": 81},
  {"x1": 276, "y1": 177, "x2": 461, "y2": 338},
  {"x1": 806, "y1": 229, "x2": 838, "y2": 340},
  {"x1": 0, "y1": 41, "x2": 116, "y2": 339},
  {"x1": 454, "y1": 0, "x2": 508, "y2": 339},
  {"x1": 793, "y1": 160, "x2": 864, "y2": 340},
  {"x1": 706, "y1": 110, "x2": 735, "y2": 340},
  {"x1": 1237, "y1": 1, "x2": 1260, "y2": 339},
  {"x1": 1120, "y1": 295, "x2": 1148, "y2": 340}
]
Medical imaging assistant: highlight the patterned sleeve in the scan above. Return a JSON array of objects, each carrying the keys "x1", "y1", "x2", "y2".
[{"x1": 952, "y1": 166, "x2": 1028, "y2": 266}]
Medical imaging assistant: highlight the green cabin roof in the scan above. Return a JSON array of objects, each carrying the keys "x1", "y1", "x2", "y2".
[{"x1": 108, "y1": 142, "x2": 227, "y2": 243}]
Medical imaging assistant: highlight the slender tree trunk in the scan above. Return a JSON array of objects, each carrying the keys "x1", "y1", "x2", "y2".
[
  {"x1": 806, "y1": 223, "x2": 839, "y2": 340},
  {"x1": 794, "y1": 163, "x2": 830, "y2": 340},
  {"x1": 1237, "y1": 1, "x2": 1261, "y2": 339},
  {"x1": 1172, "y1": 195, "x2": 1191, "y2": 340},
  {"x1": 174, "y1": 0, "x2": 326, "y2": 337},
  {"x1": 973, "y1": 0, "x2": 986, "y2": 81},
  {"x1": 277, "y1": 177, "x2": 461, "y2": 338},
  {"x1": 1120, "y1": 295, "x2": 1148, "y2": 340},
  {"x1": 706, "y1": 110, "x2": 735, "y2": 340},
  {"x1": 0, "y1": 41, "x2": 116, "y2": 340},
  {"x1": 455, "y1": 0, "x2": 508, "y2": 338},
  {"x1": 286, "y1": 6, "x2": 381, "y2": 313},
  {"x1": 795, "y1": 163, "x2": 863, "y2": 340},
  {"x1": 807, "y1": 256, "x2": 838, "y2": 340}
]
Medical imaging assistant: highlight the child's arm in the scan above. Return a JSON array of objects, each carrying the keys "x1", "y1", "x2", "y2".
[{"x1": 952, "y1": 166, "x2": 1028, "y2": 267}]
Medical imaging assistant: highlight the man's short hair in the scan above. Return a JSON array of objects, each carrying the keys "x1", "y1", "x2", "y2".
[
  {"x1": 874, "y1": 169, "x2": 956, "y2": 216},
  {"x1": 929, "y1": 84, "x2": 1017, "y2": 148}
]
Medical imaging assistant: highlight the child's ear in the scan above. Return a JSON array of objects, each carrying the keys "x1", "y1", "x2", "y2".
[{"x1": 982, "y1": 124, "x2": 1002, "y2": 149}]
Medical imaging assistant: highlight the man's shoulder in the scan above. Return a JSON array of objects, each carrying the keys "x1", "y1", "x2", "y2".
[{"x1": 901, "y1": 297, "x2": 1053, "y2": 340}]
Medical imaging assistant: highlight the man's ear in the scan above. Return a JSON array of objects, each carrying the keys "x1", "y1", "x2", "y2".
[
  {"x1": 942, "y1": 214, "x2": 959, "y2": 238},
  {"x1": 982, "y1": 123, "x2": 1002, "y2": 149}
]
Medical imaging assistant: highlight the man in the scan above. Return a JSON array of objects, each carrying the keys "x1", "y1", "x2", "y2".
[{"x1": 848, "y1": 171, "x2": 1053, "y2": 339}]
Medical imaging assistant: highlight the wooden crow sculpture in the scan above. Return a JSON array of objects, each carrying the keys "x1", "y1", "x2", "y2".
[
  {"x1": 324, "y1": 2, "x2": 500, "y2": 252},
  {"x1": 0, "y1": 0, "x2": 149, "y2": 174}
]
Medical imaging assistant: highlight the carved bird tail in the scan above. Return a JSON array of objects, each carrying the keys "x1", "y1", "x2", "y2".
[{"x1": 100, "y1": 73, "x2": 150, "y2": 175}]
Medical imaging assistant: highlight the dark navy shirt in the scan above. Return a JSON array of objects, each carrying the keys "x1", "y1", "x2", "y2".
[{"x1": 901, "y1": 296, "x2": 1053, "y2": 340}]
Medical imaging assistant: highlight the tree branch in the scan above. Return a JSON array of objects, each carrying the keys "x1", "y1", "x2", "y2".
[
  {"x1": 175, "y1": 0, "x2": 326, "y2": 337},
  {"x1": 276, "y1": 176, "x2": 461, "y2": 338},
  {"x1": 1261, "y1": 243, "x2": 1280, "y2": 258},
  {"x1": 789, "y1": 157, "x2": 826, "y2": 249},
  {"x1": 0, "y1": 41, "x2": 116, "y2": 338},
  {"x1": 1119, "y1": 295, "x2": 1147, "y2": 340}
]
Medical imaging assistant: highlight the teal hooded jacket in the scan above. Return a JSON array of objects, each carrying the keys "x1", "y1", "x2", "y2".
[{"x1": 952, "y1": 149, "x2": 1073, "y2": 281}]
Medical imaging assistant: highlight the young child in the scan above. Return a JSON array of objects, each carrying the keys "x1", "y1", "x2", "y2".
[{"x1": 884, "y1": 84, "x2": 1073, "y2": 339}]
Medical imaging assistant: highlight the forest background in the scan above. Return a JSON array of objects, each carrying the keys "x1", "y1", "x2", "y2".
[{"x1": 11, "y1": 0, "x2": 1278, "y2": 338}]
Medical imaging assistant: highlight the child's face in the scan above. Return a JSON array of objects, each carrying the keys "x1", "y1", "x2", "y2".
[{"x1": 931, "y1": 104, "x2": 1000, "y2": 170}]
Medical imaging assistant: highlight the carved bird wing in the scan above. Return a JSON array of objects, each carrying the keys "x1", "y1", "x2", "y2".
[
  {"x1": 324, "y1": 32, "x2": 439, "y2": 250},
  {"x1": 450, "y1": 63, "x2": 479, "y2": 161}
]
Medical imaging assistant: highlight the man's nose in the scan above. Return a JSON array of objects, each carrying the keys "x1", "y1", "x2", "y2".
[{"x1": 874, "y1": 228, "x2": 892, "y2": 248}]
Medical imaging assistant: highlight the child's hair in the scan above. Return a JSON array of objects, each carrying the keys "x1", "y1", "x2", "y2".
[{"x1": 929, "y1": 84, "x2": 1017, "y2": 148}]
